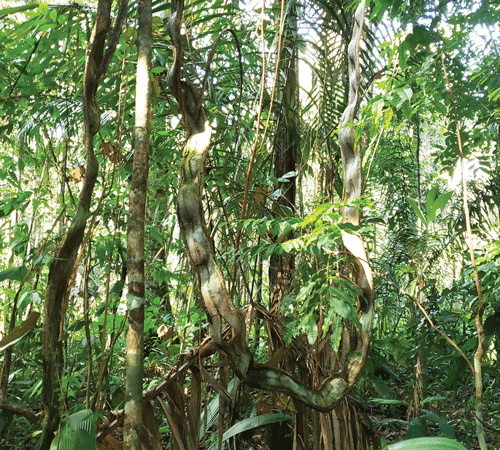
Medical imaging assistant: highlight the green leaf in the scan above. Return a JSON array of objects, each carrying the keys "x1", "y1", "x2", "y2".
[
  {"x1": 0, "y1": 266, "x2": 28, "y2": 282},
  {"x1": 322, "y1": 308, "x2": 336, "y2": 338},
  {"x1": 284, "y1": 320, "x2": 298, "y2": 345},
  {"x1": 18, "y1": 290, "x2": 40, "y2": 312},
  {"x1": 388, "y1": 437, "x2": 467, "y2": 450},
  {"x1": 433, "y1": 98, "x2": 448, "y2": 115},
  {"x1": 330, "y1": 316, "x2": 342, "y2": 352},
  {"x1": 369, "y1": 377, "x2": 395, "y2": 400},
  {"x1": 408, "y1": 199, "x2": 427, "y2": 225},
  {"x1": 330, "y1": 296, "x2": 351, "y2": 318},
  {"x1": 395, "y1": 86, "x2": 413, "y2": 105},
  {"x1": 383, "y1": 108, "x2": 393, "y2": 129},
  {"x1": 296, "y1": 279, "x2": 317, "y2": 306},
  {"x1": 0, "y1": 3, "x2": 38, "y2": 19},
  {"x1": 68, "y1": 320, "x2": 85, "y2": 333},
  {"x1": 427, "y1": 190, "x2": 453, "y2": 222},
  {"x1": 369, "y1": 398, "x2": 409, "y2": 406},
  {"x1": 149, "y1": 226, "x2": 164, "y2": 246},
  {"x1": 421, "y1": 396, "x2": 447, "y2": 404},
  {"x1": 490, "y1": 86, "x2": 500, "y2": 102},
  {"x1": 305, "y1": 315, "x2": 318, "y2": 345},
  {"x1": 38, "y1": 2, "x2": 49, "y2": 15},
  {"x1": 110, "y1": 280, "x2": 125, "y2": 296},
  {"x1": 51, "y1": 409, "x2": 96, "y2": 450},
  {"x1": 262, "y1": 243, "x2": 278, "y2": 259},
  {"x1": 215, "y1": 413, "x2": 291, "y2": 447},
  {"x1": 425, "y1": 186, "x2": 438, "y2": 221},
  {"x1": 200, "y1": 378, "x2": 236, "y2": 438},
  {"x1": 0, "y1": 311, "x2": 40, "y2": 352},
  {"x1": 398, "y1": 41, "x2": 407, "y2": 70},
  {"x1": 281, "y1": 240, "x2": 293, "y2": 253},
  {"x1": 420, "y1": 410, "x2": 456, "y2": 439},
  {"x1": 257, "y1": 219, "x2": 270, "y2": 236},
  {"x1": 270, "y1": 171, "x2": 296, "y2": 184},
  {"x1": 0, "y1": 193, "x2": 32, "y2": 218},
  {"x1": 329, "y1": 287, "x2": 358, "y2": 323}
]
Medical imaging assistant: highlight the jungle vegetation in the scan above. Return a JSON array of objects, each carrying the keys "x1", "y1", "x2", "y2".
[{"x1": 0, "y1": 0, "x2": 499, "y2": 449}]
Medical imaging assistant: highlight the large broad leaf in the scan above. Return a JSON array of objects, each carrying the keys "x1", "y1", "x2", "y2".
[
  {"x1": 208, "y1": 413, "x2": 291, "y2": 450},
  {"x1": 409, "y1": 187, "x2": 453, "y2": 226},
  {"x1": 199, "y1": 378, "x2": 236, "y2": 438},
  {"x1": 0, "y1": 311, "x2": 40, "y2": 352},
  {"x1": 0, "y1": 266, "x2": 28, "y2": 282},
  {"x1": 420, "y1": 410, "x2": 456, "y2": 439},
  {"x1": 388, "y1": 437, "x2": 468, "y2": 450},
  {"x1": 50, "y1": 409, "x2": 96, "y2": 450},
  {"x1": 426, "y1": 187, "x2": 453, "y2": 223}
]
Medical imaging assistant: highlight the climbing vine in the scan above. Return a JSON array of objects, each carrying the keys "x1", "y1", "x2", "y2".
[{"x1": 168, "y1": 0, "x2": 372, "y2": 412}]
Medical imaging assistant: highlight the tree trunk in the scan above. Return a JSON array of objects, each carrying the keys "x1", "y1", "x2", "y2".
[
  {"x1": 441, "y1": 52, "x2": 487, "y2": 450},
  {"x1": 268, "y1": 0, "x2": 299, "y2": 352},
  {"x1": 267, "y1": 1, "x2": 305, "y2": 448},
  {"x1": 124, "y1": 0, "x2": 152, "y2": 448},
  {"x1": 410, "y1": 269, "x2": 425, "y2": 419}
]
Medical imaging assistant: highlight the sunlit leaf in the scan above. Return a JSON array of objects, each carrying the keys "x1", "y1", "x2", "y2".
[
  {"x1": 0, "y1": 311, "x2": 40, "y2": 352},
  {"x1": 388, "y1": 437, "x2": 467, "y2": 450},
  {"x1": 0, "y1": 3, "x2": 38, "y2": 19}
]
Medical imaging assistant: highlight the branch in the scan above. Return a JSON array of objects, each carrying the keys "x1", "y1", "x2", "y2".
[{"x1": 0, "y1": 403, "x2": 40, "y2": 425}]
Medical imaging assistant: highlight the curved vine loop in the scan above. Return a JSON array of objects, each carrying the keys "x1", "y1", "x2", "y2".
[
  {"x1": 167, "y1": 0, "x2": 370, "y2": 412},
  {"x1": 338, "y1": 0, "x2": 375, "y2": 385}
]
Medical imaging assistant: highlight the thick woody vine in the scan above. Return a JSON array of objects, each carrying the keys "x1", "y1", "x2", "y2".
[
  {"x1": 338, "y1": 0, "x2": 375, "y2": 385},
  {"x1": 38, "y1": 1, "x2": 128, "y2": 448},
  {"x1": 167, "y1": 0, "x2": 373, "y2": 412}
]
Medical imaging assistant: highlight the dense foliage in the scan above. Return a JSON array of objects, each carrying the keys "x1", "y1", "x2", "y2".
[{"x1": 0, "y1": 0, "x2": 499, "y2": 449}]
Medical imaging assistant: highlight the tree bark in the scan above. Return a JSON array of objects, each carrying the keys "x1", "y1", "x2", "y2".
[
  {"x1": 124, "y1": 0, "x2": 152, "y2": 448},
  {"x1": 267, "y1": 2, "x2": 306, "y2": 448},
  {"x1": 268, "y1": 0, "x2": 299, "y2": 354}
]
